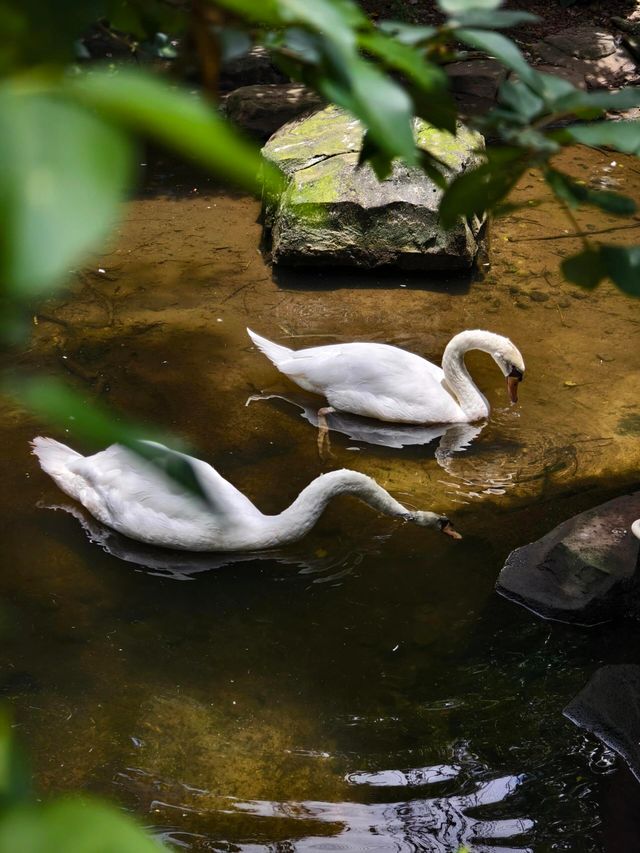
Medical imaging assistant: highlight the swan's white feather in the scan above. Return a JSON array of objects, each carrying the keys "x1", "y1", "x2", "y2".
[
  {"x1": 31, "y1": 438, "x2": 261, "y2": 551},
  {"x1": 248, "y1": 329, "x2": 524, "y2": 425},
  {"x1": 251, "y1": 338, "x2": 462, "y2": 423}
]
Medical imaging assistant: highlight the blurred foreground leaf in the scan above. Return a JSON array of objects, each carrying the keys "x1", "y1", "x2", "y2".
[
  {"x1": 0, "y1": 713, "x2": 29, "y2": 809},
  {"x1": 66, "y1": 67, "x2": 283, "y2": 197},
  {"x1": 6, "y1": 375, "x2": 211, "y2": 502},
  {"x1": 544, "y1": 167, "x2": 637, "y2": 216},
  {"x1": 0, "y1": 84, "x2": 132, "y2": 297},
  {"x1": 438, "y1": 0, "x2": 501, "y2": 12},
  {"x1": 561, "y1": 245, "x2": 640, "y2": 295},
  {"x1": 450, "y1": 9, "x2": 538, "y2": 27},
  {"x1": 0, "y1": 799, "x2": 165, "y2": 853},
  {"x1": 439, "y1": 148, "x2": 527, "y2": 228},
  {"x1": 455, "y1": 28, "x2": 538, "y2": 88},
  {"x1": 561, "y1": 247, "x2": 606, "y2": 288},
  {"x1": 554, "y1": 121, "x2": 640, "y2": 155}
]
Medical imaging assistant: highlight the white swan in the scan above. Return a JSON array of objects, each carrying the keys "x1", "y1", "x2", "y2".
[
  {"x1": 31, "y1": 437, "x2": 460, "y2": 551},
  {"x1": 632, "y1": 519, "x2": 640, "y2": 540},
  {"x1": 247, "y1": 329, "x2": 525, "y2": 424}
]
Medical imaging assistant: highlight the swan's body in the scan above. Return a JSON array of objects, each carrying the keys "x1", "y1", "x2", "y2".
[
  {"x1": 247, "y1": 329, "x2": 525, "y2": 425},
  {"x1": 31, "y1": 437, "x2": 458, "y2": 551}
]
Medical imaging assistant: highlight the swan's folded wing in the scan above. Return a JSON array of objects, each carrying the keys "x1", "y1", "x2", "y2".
[
  {"x1": 68, "y1": 443, "x2": 257, "y2": 523},
  {"x1": 280, "y1": 343, "x2": 441, "y2": 395}
]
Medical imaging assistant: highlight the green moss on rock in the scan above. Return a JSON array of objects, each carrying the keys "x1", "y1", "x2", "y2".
[{"x1": 262, "y1": 106, "x2": 487, "y2": 270}]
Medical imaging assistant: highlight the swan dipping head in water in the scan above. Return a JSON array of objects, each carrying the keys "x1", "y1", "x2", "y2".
[
  {"x1": 248, "y1": 328, "x2": 525, "y2": 426},
  {"x1": 31, "y1": 437, "x2": 461, "y2": 552}
]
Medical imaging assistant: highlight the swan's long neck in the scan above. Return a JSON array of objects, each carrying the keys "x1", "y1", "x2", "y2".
[
  {"x1": 441, "y1": 330, "x2": 501, "y2": 421},
  {"x1": 260, "y1": 469, "x2": 412, "y2": 546}
]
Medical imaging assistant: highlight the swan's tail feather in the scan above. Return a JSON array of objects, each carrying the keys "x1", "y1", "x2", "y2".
[
  {"x1": 30, "y1": 436, "x2": 82, "y2": 479},
  {"x1": 247, "y1": 328, "x2": 293, "y2": 368}
]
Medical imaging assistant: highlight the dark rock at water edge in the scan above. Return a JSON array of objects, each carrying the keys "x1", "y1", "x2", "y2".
[
  {"x1": 262, "y1": 106, "x2": 487, "y2": 271},
  {"x1": 223, "y1": 84, "x2": 324, "y2": 139},
  {"x1": 564, "y1": 665, "x2": 640, "y2": 782},
  {"x1": 496, "y1": 493, "x2": 640, "y2": 625},
  {"x1": 220, "y1": 46, "x2": 287, "y2": 89}
]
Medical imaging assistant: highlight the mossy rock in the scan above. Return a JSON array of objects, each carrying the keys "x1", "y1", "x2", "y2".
[{"x1": 262, "y1": 105, "x2": 486, "y2": 270}]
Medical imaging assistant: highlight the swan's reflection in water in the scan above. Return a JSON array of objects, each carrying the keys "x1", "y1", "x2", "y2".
[
  {"x1": 231, "y1": 774, "x2": 532, "y2": 852},
  {"x1": 247, "y1": 392, "x2": 584, "y2": 503},
  {"x1": 131, "y1": 763, "x2": 532, "y2": 852},
  {"x1": 247, "y1": 392, "x2": 484, "y2": 452},
  {"x1": 44, "y1": 502, "x2": 392, "y2": 583}
]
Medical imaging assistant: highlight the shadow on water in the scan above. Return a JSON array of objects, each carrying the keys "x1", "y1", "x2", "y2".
[{"x1": 272, "y1": 263, "x2": 475, "y2": 295}]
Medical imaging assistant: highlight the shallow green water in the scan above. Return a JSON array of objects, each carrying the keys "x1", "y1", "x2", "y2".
[{"x1": 1, "y1": 146, "x2": 640, "y2": 851}]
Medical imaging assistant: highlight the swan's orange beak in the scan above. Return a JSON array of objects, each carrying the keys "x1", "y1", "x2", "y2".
[
  {"x1": 507, "y1": 375, "x2": 520, "y2": 403},
  {"x1": 441, "y1": 520, "x2": 462, "y2": 539}
]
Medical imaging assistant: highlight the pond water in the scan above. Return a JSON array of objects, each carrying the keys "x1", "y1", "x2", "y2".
[{"x1": 1, "y1": 145, "x2": 640, "y2": 851}]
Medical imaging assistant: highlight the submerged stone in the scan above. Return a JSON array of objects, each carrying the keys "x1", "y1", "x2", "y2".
[
  {"x1": 496, "y1": 493, "x2": 640, "y2": 625},
  {"x1": 261, "y1": 105, "x2": 486, "y2": 270},
  {"x1": 564, "y1": 665, "x2": 640, "y2": 781}
]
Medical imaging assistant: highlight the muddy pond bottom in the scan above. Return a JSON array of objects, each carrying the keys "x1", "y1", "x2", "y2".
[{"x1": 1, "y1": 146, "x2": 640, "y2": 851}]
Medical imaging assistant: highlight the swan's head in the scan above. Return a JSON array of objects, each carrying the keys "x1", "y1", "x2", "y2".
[
  {"x1": 490, "y1": 337, "x2": 525, "y2": 404},
  {"x1": 410, "y1": 511, "x2": 462, "y2": 538}
]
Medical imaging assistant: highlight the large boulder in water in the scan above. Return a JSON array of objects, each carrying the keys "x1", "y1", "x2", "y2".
[
  {"x1": 564, "y1": 665, "x2": 640, "y2": 782},
  {"x1": 261, "y1": 105, "x2": 486, "y2": 270},
  {"x1": 496, "y1": 493, "x2": 640, "y2": 625}
]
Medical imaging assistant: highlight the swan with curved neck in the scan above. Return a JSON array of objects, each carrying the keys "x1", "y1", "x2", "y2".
[
  {"x1": 247, "y1": 328, "x2": 525, "y2": 427},
  {"x1": 31, "y1": 437, "x2": 460, "y2": 551}
]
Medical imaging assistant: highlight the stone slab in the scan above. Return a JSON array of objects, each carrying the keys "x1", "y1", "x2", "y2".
[{"x1": 496, "y1": 493, "x2": 640, "y2": 625}]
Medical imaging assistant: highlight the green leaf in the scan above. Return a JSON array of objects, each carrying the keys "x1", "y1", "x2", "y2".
[
  {"x1": 439, "y1": 0, "x2": 501, "y2": 12},
  {"x1": 105, "y1": 0, "x2": 186, "y2": 41},
  {"x1": 205, "y1": 0, "x2": 281, "y2": 25},
  {"x1": 498, "y1": 79, "x2": 544, "y2": 122},
  {"x1": 561, "y1": 248, "x2": 606, "y2": 288},
  {"x1": 65, "y1": 68, "x2": 282, "y2": 197},
  {"x1": 215, "y1": 0, "x2": 368, "y2": 45},
  {"x1": 600, "y1": 245, "x2": 640, "y2": 296},
  {"x1": 545, "y1": 167, "x2": 637, "y2": 216},
  {"x1": 6, "y1": 375, "x2": 211, "y2": 503},
  {"x1": 358, "y1": 129, "x2": 394, "y2": 179},
  {"x1": 554, "y1": 87, "x2": 640, "y2": 114},
  {"x1": 216, "y1": 27, "x2": 252, "y2": 62},
  {"x1": 456, "y1": 28, "x2": 539, "y2": 88},
  {"x1": 358, "y1": 31, "x2": 448, "y2": 94},
  {"x1": 499, "y1": 126, "x2": 559, "y2": 153},
  {"x1": 0, "y1": 712, "x2": 30, "y2": 809},
  {"x1": 0, "y1": 84, "x2": 132, "y2": 298},
  {"x1": 558, "y1": 120, "x2": 640, "y2": 155},
  {"x1": 358, "y1": 30, "x2": 456, "y2": 130},
  {"x1": 267, "y1": 27, "x2": 323, "y2": 64},
  {"x1": 0, "y1": 798, "x2": 165, "y2": 853},
  {"x1": 439, "y1": 149, "x2": 527, "y2": 228},
  {"x1": 377, "y1": 21, "x2": 438, "y2": 45},
  {"x1": 0, "y1": 0, "x2": 104, "y2": 69},
  {"x1": 561, "y1": 244, "x2": 640, "y2": 294},
  {"x1": 527, "y1": 69, "x2": 579, "y2": 104},
  {"x1": 316, "y1": 50, "x2": 418, "y2": 165},
  {"x1": 418, "y1": 150, "x2": 448, "y2": 189},
  {"x1": 451, "y1": 10, "x2": 539, "y2": 28}
]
